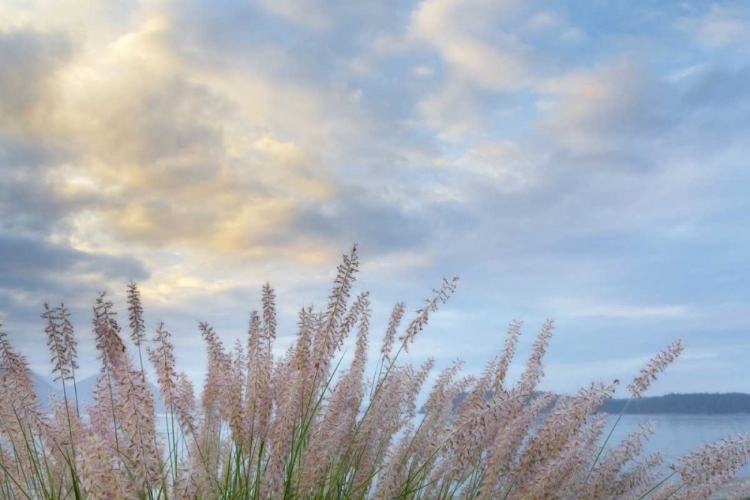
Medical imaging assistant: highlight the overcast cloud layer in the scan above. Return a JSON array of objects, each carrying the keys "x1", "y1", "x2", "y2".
[{"x1": 1, "y1": 0, "x2": 749, "y2": 396}]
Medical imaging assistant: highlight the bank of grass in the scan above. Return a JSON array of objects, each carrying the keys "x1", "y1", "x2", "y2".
[{"x1": 1, "y1": 245, "x2": 749, "y2": 499}]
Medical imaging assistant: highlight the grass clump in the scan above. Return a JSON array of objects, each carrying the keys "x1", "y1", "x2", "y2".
[{"x1": 1, "y1": 245, "x2": 749, "y2": 499}]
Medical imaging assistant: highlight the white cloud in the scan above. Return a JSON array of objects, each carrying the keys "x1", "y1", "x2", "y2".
[
  {"x1": 523, "y1": 10, "x2": 586, "y2": 44},
  {"x1": 409, "y1": 0, "x2": 532, "y2": 91},
  {"x1": 413, "y1": 65, "x2": 435, "y2": 77},
  {"x1": 525, "y1": 11, "x2": 563, "y2": 31},
  {"x1": 666, "y1": 63, "x2": 709, "y2": 81},
  {"x1": 453, "y1": 140, "x2": 538, "y2": 192},
  {"x1": 679, "y1": 349, "x2": 719, "y2": 361},
  {"x1": 407, "y1": 0, "x2": 589, "y2": 144},
  {"x1": 552, "y1": 299, "x2": 690, "y2": 320},
  {"x1": 418, "y1": 81, "x2": 481, "y2": 141},
  {"x1": 534, "y1": 60, "x2": 660, "y2": 152},
  {"x1": 675, "y1": 4, "x2": 750, "y2": 48},
  {"x1": 372, "y1": 33, "x2": 410, "y2": 55}
]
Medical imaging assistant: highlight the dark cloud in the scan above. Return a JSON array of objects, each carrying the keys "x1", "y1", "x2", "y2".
[
  {"x1": 0, "y1": 27, "x2": 71, "y2": 124},
  {"x1": 0, "y1": 233, "x2": 148, "y2": 289},
  {"x1": 273, "y1": 183, "x2": 475, "y2": 256},
  {"x1": 0, "y1": 133, "x2": 64, "y2": 170},
  {"x1": 122, "y1": 78, "x2": 229, "y2": 164},
  {"x1": 0, "y1": 233, "x2": 149, "y2": 345},
  {"x1": 0, "y1": 134, "x2": 81, "y2": 234}
]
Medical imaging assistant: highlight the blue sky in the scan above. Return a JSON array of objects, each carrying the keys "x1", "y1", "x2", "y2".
[{"x1": 1, "y1": 0, "x2": 749, "y2": 396}]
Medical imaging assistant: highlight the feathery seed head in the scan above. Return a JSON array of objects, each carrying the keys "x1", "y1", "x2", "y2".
[
  {"x1": 380, "y1": 301, "x2": 405, "y2": 362},
  {"x1": 127, "y1": 282, "x2": 146, "y2": 346},
  {"x1": 628, "y1": 339, "x2": 685, "y2": 398},
  {"x1": 398, "y1": 276, "x2": 458, "y2": 352}
]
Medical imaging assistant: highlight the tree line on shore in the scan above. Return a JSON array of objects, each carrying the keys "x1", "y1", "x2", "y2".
[{"x1": 431, "y1": 391, "x2": 750, "y2": 415}]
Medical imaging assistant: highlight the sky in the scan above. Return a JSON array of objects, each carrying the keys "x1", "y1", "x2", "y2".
[{"x1": 1, "y1": 0, "x2": 749, "y2": 398}]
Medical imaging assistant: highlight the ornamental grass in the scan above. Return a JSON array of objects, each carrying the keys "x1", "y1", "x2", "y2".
[{"x1": 1, "y1": 245, "x2": 748, "y2": 499}]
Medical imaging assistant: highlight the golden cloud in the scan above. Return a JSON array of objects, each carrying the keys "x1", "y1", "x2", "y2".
[{"x1": 2, "y1": 6, "x2": 339, "y2": 262}]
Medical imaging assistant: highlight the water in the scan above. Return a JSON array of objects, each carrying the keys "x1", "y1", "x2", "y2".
[
  {"x1": 151, "y1": 412, "x2": 750, "y2": 477},
  {"x1": 599, "y1": 413, "x2": 750, "y2": 477},
  {"x1": 407, "y1": 412, "x2": 750, "y2": 475}
]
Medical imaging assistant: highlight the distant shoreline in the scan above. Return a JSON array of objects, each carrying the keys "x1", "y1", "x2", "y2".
[
  {"x1": 423, "y1": 391, "x2": 750, "y2": 415},
  {"x1": 597, "y1": 392, "x2": 750, "y2": 415}
]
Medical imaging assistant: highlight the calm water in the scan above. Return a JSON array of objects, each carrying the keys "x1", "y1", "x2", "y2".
[
  {"x1": 152, "y1": 413, "x2": 750, "y2": 477},
  {"x1": 599, "y1": 413, "x2": 750, "y2": 477}
]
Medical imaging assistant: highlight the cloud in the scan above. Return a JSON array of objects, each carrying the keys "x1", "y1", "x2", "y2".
[
  {"x1": 552, "y1": 299, "x2": 690, "y2": 320},
  {"x1": 0, "y1": 234, "x2": 146, "y2": 286},
  {"x1": 452, "y1": 140, "x2": 538, "y2": 191},
  {"x1": 675, "y1": 3, "x2": 750, "y2": 48},
  {"x1": 418, "y1": 81, "x2": 483, "y2": 141},
  {"x1": 684, "y1": 64, "x2": 750, "y2": 107},
  {"x1": 410, "y1": 0, "x2": 532, "y2": 91},
  {"x1": 0, "y1": 11, "x2": 343, "y2": 261},
  {"x1": 407, "y1": 0, "x2": 594, "y2": 142},
  {"x1": 0, "y1": 27, "x2": 71, "y2": 127},
  {"x1": 522, "y1": 11, "x2": 587, "y2": 44},
  {"x1": 0, "y1": 232, "x2": 148, "y2": 344},
  {"x1": 260, "y1": 179, "x2": 475, "y2": 269},
  {"x1": 0, "y1": 134, "x2": 82, "y2": 235},
  {"x1": 412, "y1": 64, "x2": 435, "y2": 77},
  {"x1": 524, "y1": 11, "x2": 563, "y2": 31},
  {"x1": 255, "y1": 0, "x2": 330, "y2": 30},
  {"x1": 535, "y1": 60, "x2": 676, "y2": 153}
]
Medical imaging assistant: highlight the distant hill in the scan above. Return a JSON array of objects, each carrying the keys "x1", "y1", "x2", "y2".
[
  {"x1": 597, "y1": 393, "x2": 750, "y2": 415},
  {"x1": 30, "y1": 372, "x2": 56, "y2": 410},
  {"x1": 422, "y1": 391, "x2": 750, "y2": 416},
  {"x1": 419, "y1": 390, "x2": 559, "y2": 415}
]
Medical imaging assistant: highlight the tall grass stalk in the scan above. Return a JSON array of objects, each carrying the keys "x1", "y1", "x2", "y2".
[{"x1": 1, "y1": 245, "x2": 749, "y2": 499}]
